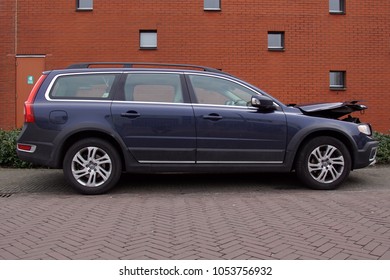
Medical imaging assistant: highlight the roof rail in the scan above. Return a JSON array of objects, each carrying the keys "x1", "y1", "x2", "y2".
[{"x1": 67, "y1": 62, "x2": 226, "y2": 74}]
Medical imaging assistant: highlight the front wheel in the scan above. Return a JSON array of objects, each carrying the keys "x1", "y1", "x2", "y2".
[
  {"x1": 296, "y1": 137, "x2": 351, "y2": 190},
  {"x1": 63, "y1": 138, "x2": 122, "y2": 195}
]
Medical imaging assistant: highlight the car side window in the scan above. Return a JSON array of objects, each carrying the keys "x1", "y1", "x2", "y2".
[
  {"x1": 188, "y1": 74, "x2": 255, "y2": 107},
  {"x1": 49, "y1": 74, "x2": 118, "y2": 99},
  {"x1": 124, "y1": 73, "x2": 183, "y2": 103}
]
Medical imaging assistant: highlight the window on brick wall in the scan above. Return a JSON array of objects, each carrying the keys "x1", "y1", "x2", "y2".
[
  {"x1": 329, "y1": 0, "x2": 345, "y2": 14},
  {"x1": 140, "y1": 31, "x2": 157, "y2": 49},
  {"x1": 330, "y1": 71, "x2": 346, "y2": 89},
  {"x1": 77, "y1": 0, "x2": 93, "y2": 10},
  {"x1": 268, "y1": 32, "x2": 284, "y2": 51},
  {"x1": 204, "y1": 0, "x2": 221, "y2": 11}
]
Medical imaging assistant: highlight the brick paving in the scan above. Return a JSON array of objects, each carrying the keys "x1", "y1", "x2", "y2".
[{"x1": 0, "y1": 166, "x2": 389, "y2": 260}]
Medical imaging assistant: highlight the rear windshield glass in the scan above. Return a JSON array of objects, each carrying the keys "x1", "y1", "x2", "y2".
[{"x1": 49, "y1": 73, "x2": 118, "y2": 99}]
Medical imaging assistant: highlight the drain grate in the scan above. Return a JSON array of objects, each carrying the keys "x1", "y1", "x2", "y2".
[{"x1": 0, "y1": 193, "x2": 13, "y2": 198}]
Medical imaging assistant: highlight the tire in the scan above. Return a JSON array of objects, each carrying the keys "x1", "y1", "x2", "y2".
[
  {"x1": 63, "y1": 138, "x2": 122, "y2": 195},
  {"x1": 296, "y1": 136, "x2": 351, "y2": 190}
]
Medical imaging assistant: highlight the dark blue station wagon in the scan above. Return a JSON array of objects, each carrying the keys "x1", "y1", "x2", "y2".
[{"x1": 17, "y1": 63, "x2": 378, "y2": 194}]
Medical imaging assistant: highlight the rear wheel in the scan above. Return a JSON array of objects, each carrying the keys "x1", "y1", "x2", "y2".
[
  {"x1": 296, "y1": 136, "x2": 351, "y2": 190},
  {"x1": 63, "y1": 138, "x2": 122, "y2": 194}
]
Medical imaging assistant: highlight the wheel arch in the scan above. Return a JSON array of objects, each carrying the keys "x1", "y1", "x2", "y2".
[
  {"x1": 54, "y1": 129, "x2": 128, "y2": 170},
  {"x1": 289, "y1": 129, "x2": 357, "y2": 171}
]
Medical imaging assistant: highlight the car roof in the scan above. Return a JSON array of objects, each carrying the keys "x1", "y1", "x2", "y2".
[
  {"x1": 44, "y1": 62, "x2": 236, "y2": 80},
  {"x1": 66, "y1": 62, "x2": 226, "y2": 74}
]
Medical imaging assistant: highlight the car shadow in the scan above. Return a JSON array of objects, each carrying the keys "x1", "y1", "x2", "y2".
[
  {"x1": 4, "y1": 168, "x2": 368, "y2": 196},
  {"x1": 111, "y1": 172, "x2": 306, "y2": 195}
]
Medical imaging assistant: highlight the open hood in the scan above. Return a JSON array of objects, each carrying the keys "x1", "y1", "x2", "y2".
[{"x1": 294, "y1": 100, "x2": 367, "y2": 119}]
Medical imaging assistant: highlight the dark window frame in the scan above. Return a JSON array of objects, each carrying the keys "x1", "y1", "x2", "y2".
[
  {"x1": 139, "y1": 30, "x2": 158, "y2": 50},
  {"x1": 76, "y1": 0, "x2": 93, "y2": 11},
  {"x1": 204, "y1": 0, "x2": 221, "y2": 11},
  {"x1": 329, "y1": 71, "x2": 346, "y2": 90},
  {"x1": 268, "y1": 32, "x2": 285, "y2": 51},
  {"x1": 329, "y1": 0, "x2": 346, "y2": 14}
]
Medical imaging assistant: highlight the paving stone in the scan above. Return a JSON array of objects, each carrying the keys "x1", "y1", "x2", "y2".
[
  {"x1": 371, "y1": 245, "x2": 390, "y2": 257},
  {"x1": 0, "y1": 167, "x2": 390, "y2": 260},
  {"x1": 379, "y1": 251, "x2": 390, "y2": 260}
]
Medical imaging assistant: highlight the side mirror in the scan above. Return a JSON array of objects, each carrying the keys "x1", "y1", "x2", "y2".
[{"x1": 251, "y1": 96, "x2": 276, "y2": 111}]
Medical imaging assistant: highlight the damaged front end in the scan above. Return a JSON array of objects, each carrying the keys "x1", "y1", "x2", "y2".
[{"x1": 293, "y1": 100, "x2": 367, "y2": 123}]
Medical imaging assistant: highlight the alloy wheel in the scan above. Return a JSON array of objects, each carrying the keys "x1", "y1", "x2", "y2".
[
  {"x1": 307, "y1": 144, "x2": 345, "y2": 184},
  {"x1": 71, "y1": 146, "x2": 112, "y2": 187}
]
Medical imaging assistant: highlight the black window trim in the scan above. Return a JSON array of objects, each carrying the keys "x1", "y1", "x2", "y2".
[
  {"x1": 139, "y1": 30, "x2": 158, "y2": 50},
  {"x1": 268, "y1": 31, "x2": 285, "y2": 51},
  {"x1": 204, "y1": 0, "x2": 221, "y2": 11},
  {"x1": 329, "y1": 70, "x2": 346, "y2": 90},
  {"x1": 329, "y1": 0, "x2": 346, "y2": 15},
  {"x1": 76, "y1": 0, "x2": 93, "y2": 11}
]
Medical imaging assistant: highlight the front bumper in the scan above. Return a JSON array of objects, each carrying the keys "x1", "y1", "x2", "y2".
[{"x1": 353, "y1": 140, "x2": 379, "y2": 169}]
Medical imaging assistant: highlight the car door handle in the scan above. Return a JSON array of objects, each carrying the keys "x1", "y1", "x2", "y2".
[
  {"x1": 203, "y1": 113, "x2": 223, "y2": 121},
  {"x1": 121, "y1": 111, "x2": 140, "y2": 118}
]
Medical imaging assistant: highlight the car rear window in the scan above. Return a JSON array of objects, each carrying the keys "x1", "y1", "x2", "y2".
[{"x1": 49, "y1": 73, "x2": 118, "y2": 100}]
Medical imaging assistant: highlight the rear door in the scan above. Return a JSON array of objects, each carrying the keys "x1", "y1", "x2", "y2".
[
  {"x1": 186, "y1": 73, "x2": 287, "y2": 164},
  {"x1": 111, "y1": 72, "x2": 196, "y2": 163}
]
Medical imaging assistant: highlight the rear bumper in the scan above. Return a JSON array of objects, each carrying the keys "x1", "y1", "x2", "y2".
[
  {"x1": 16, "y1": 124, "x2": 58, "y2": 168},
  {"x1": 17, "y1": 141, "x2": 56, "y2": 167},
  {"x1": 353, "y1": 140, "x2": 379, "y2": 169}
]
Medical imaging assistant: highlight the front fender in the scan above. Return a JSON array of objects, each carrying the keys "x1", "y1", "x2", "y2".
[{"x1": 283, "y1": 115, "x2": 359, "y2": 170}]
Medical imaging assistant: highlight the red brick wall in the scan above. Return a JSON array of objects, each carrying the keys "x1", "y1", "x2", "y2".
[
  {"x1": 0, "y1": 1, "x2": 17, "y2": 130},
  {"x1": 1, "y1": 0, "x2": 389, "y2": 132}
]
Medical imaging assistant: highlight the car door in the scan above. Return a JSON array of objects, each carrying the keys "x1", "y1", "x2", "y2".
[
  {"x1": 111, "y1": 72, "x2": 196, "y2": 163},
  {"x1": 186, "y1": 73, "x2": 287, "y2": 164}
]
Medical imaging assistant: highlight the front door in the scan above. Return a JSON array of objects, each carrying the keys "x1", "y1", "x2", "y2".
[
  {"x1": 187, "y1": 74, "x2": 287, "y2": 164},
  {"x1": 16, "y1": 56, "x2": 45, "y2": 127}
]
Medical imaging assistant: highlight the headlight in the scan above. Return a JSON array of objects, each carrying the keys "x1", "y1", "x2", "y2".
[{"x1": 358, "y1": 124, "x2": 372, "y2": 135}]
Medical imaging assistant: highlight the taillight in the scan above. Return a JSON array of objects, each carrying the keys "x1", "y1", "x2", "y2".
[{"x1": 24, "y1": 74, "x2": 47, "y2": 123}]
